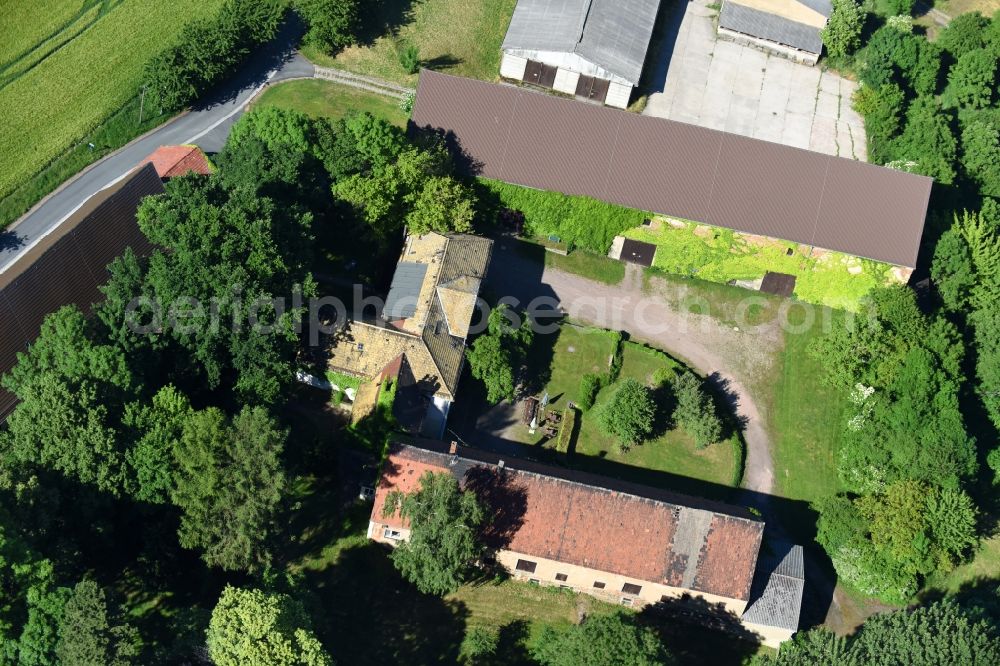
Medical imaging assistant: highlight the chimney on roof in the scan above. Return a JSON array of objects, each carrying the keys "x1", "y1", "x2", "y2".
[{"x1": 449, "y1": 441, "x2": 458, "y2": 455}]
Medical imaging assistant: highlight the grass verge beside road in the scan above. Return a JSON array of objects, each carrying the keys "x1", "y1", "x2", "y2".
[
  {"x1": 254, "y1": 79, "x2": 409, "y2": 127},
  {"x1": 301, "y1": 0, "x2": 516, "y2": 86}
]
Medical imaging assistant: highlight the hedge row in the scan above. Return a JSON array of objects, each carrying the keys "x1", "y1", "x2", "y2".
[
  {"x1": 144, "y1": 0, "x2": 285, "y2": 112},
  {"x1": 479, "y1": 179, "x2": 648, "y2": 253}
]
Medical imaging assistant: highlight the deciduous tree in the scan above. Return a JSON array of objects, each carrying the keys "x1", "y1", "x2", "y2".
[
  {"x1": 599, "y1": 378, "x2": 656, "y2": 450},
  {"x1": 171, "y1": 407, "x2": 286, "y2": 572},
  {"x1": 381, "y1": 471, "x2": 485, "y2": 595},
  {"x1": 532, "y1": 613, "x2": 673, "y2": 666},
  {"x1": 206, "y1": 586, "x2": 332, "y2": 666}
]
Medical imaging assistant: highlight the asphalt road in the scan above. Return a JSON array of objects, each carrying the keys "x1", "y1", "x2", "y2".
[{"x1": 0, "y1": 22, "x2": 314, "y2": 272}]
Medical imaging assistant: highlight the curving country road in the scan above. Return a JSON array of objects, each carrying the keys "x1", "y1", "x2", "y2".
[{"x1": 0, "y1": 22, "x2": 314, "y2": 273}]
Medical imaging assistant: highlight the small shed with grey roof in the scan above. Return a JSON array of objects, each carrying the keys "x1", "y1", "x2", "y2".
[
  {"x1": 500, "y1": 0, "x2": 663, "y2": 108},
  {"x1": 742, "y1": 542, "x2": 805, "y2": 647},
  {"x1": 718, "y1": 0, "x2": 832, "y2": 65}
]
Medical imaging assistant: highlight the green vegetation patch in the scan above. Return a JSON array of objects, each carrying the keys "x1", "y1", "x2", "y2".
[
  {"x1": 0, "y1": 0, "x2": 226, "y2": 201},
  {"x1": 544, "y1": 248, "x2": 626, "y2": 285},
  {"x1": 518, "y1": 324, "x2": 741, "y2": 496},
  {"x1": 301, "y1": 0, "x2": 516, "y2": 86},
  {"x1": 254, "y1": 79, "x2": 409, "y2": 127},
  {"x1": 625, "y1": 221, "x2": 895, "y2": 311},
  {"x1": 481, "y1": 179, "x2": 648, "y2": 253}
]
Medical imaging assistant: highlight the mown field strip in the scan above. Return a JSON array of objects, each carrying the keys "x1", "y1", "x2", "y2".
[{"x1": 0, "y1": 0, "x2": 225, "y2": 200}]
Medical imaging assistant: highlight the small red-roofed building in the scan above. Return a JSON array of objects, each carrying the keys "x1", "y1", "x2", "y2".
[
  {"x1": 141, "y1": 145, "x2": 213, "y2": 180},
  {"x1": 369, "y1": 441, "x2": 804, "y2": 647}
]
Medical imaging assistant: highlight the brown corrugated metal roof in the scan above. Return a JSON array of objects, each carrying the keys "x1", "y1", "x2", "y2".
[
  {"x1": 0, "y1": 163, "x2": 162, "y2": 420},
  {"x1": 410, "y1": 70, "x2": 932, "y2": 267}
]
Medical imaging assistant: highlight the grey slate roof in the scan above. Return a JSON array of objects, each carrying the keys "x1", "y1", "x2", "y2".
[
  {"x1": 719, "y1": 2, "x2": 825, "y2": 54},
  {"x1": 502, "y1": 0, "x2": 662, "y2": 84},
  {"x1": 385, "y1": 262, "x2": 429, "y2": 319},
  {"x1": 742, "y1": 542, "x2": 805, "y2": 631}
]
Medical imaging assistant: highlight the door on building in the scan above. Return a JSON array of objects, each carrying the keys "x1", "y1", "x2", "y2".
[
  {"x1": 522, "y1": 60, "x2": 558, "y2": 89},
  {"x1": 575, "y1": 75, "x2": 610, "y2": 103}
]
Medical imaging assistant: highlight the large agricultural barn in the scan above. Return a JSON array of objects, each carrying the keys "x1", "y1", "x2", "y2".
[
  {"x1": 370, "y1": 441, "x2": 805, "y2": 647},
  {"x1": 500, "y1": 0, "x2": 663, "y2": 108},
  {"x1": 411, "y1": 70, "x2": 933, "y2": 274},
  {"x1": 0, "y1": 163, "x2": 162, "y2": 420}
]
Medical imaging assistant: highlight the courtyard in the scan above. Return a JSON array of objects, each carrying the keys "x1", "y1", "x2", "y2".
[{"x1": 643, "y1": 0, "x2": 867, "y2": 160}]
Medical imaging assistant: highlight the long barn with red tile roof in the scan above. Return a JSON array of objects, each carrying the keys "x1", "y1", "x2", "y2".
[{"x1": 368, "y1": 441, "x2": 802, "y2": 645}]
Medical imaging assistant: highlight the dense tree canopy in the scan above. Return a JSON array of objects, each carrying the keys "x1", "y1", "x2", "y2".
[
  {"x1": 753, "y1": 599, "x2": 1000, "y2": 665},
  {"x1": 599, "y1": 378, "x2": 656, "y2": 451},
  {"x1": 532, "y1": 613, "x2": 673, "y2": 666},
  {"x1": 206, "y1": 586, "x2": 332, "y2": 666},
  {"x1": 381, "y1": 471, "x2": 486, "y2": 595},
  {"x1": 466, "y1": 305, "x2": 534, "y2": 404},
  {"x1": 172, "y1": 406, "x2": 286, "y2": 572},
  {"x1": 821, "y1": 0, "x2": 864, "y2": 59}
]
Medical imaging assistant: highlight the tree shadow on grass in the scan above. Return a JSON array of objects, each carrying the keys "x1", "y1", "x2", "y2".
[
  {"x1": 639, "y1": 595, "x2": 761, "y2": 665},
  {"x1": 422, "y1": 53, "x2": 463, "y2": 71},
  {"x1": 356, "y1": 0, "x2": 418, "y2": 46},
  {"x1": 704, "y1": 371, "x2": 751, "y2": 440},
  {"x1": 303, "y1": 541, "x2": 469, "y2": 665}
]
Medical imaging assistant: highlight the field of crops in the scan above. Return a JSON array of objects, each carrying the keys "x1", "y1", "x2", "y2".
[{"x1": 0, "y1": 0, "x2": 226, "y2": 201}]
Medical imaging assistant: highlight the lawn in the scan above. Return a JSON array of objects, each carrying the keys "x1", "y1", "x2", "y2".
[
  {"x1": 301, "y1": 0, "x2": 516, "y2": 86},
  {"x1": 0, "y1": 0, "x2": 226, "y2": 202},
  {"x1": 544, "y1": 248, "x2": 626, "y2": 285},
  {"x1": 253, "y1": 78, "x2": 409, "y2": 127},
  {"x1": 768, "y1": 309, "x2": 848, "y2": 502},
  {"x1": 513, "y1": 323, "x2": 742, "y2": 497}
]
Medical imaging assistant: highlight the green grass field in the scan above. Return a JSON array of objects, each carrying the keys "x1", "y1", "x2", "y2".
[
  {"x1": 254, "y1": 79, "x2": 408, "y2": 127},
  {"x1": 767, "y1": 310, "x2": 849, "y2": 504},
  {"x1": 0, "y1": 0, "x2": 225, "y2": 201},
  {"x1": 544, "y1": 248, "x2": 626, "y2": 285},
  {"x1": 515, "y1": 324, "x2": 741, "y2": 496},
  {"x1": 301, "y1": 0, "x2": 516, "y2": 85}
]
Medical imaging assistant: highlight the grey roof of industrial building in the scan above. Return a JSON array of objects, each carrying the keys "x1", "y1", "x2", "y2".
[
  {"x1": 0, "y1": 163, "x2": 162, "y2": 420},
  {"x1": 384, "y1": 263, "x2": 429, "y2": 319},
  {"x1": 742, "y1": 542, "x2": 805, "y2": 630},
  {"x1": 410, "y1": 70, "x2": 932, "y2": 267},
  {"x1": 502, "y1": 0, "x2": 662, "y2": 84},
  {"x1": 719, "y1": 2, "x2": 825, "y2": 55}
]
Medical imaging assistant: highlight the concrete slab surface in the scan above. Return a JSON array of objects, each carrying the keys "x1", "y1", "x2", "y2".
[{"x1": 642, "y1": 0, "x2": 866, "y2": 160}]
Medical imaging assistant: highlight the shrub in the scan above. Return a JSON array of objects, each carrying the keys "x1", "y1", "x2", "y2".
[
  {"x1": 822, "y1": 0, "x2": 865, "y2": 59},
  {"x1": 555, "y1": 408, "x2": 578, "y2": 454},
  {"x1": 599, "y1": 378, "x2": 656, "y2": 451},
  {"x1": 399, "y1": 44, "x2": 421, "y2": 74},
  {"x1": 671, "y1": 372, "x2": 723, "y2": 448},
  {"x1": 577, "y1": 373, "x2": 603, "y2": 410},
  {"x1": 297, "y1": 0, "x2": 359, "y2": 54}
]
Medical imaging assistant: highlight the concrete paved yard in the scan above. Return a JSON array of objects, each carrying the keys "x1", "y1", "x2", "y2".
[{"x1": 644, "y1": 0, "x2": 866, "y2": 160}]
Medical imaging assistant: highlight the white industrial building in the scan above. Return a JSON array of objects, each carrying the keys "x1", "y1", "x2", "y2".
[{"x1": 499, "y1": 0, "x2": 662, "y2": 109}]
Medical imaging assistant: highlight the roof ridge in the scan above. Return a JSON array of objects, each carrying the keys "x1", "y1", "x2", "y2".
[{"x1": 400, "y1": 443, "x2": 762, "y2": 525}]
